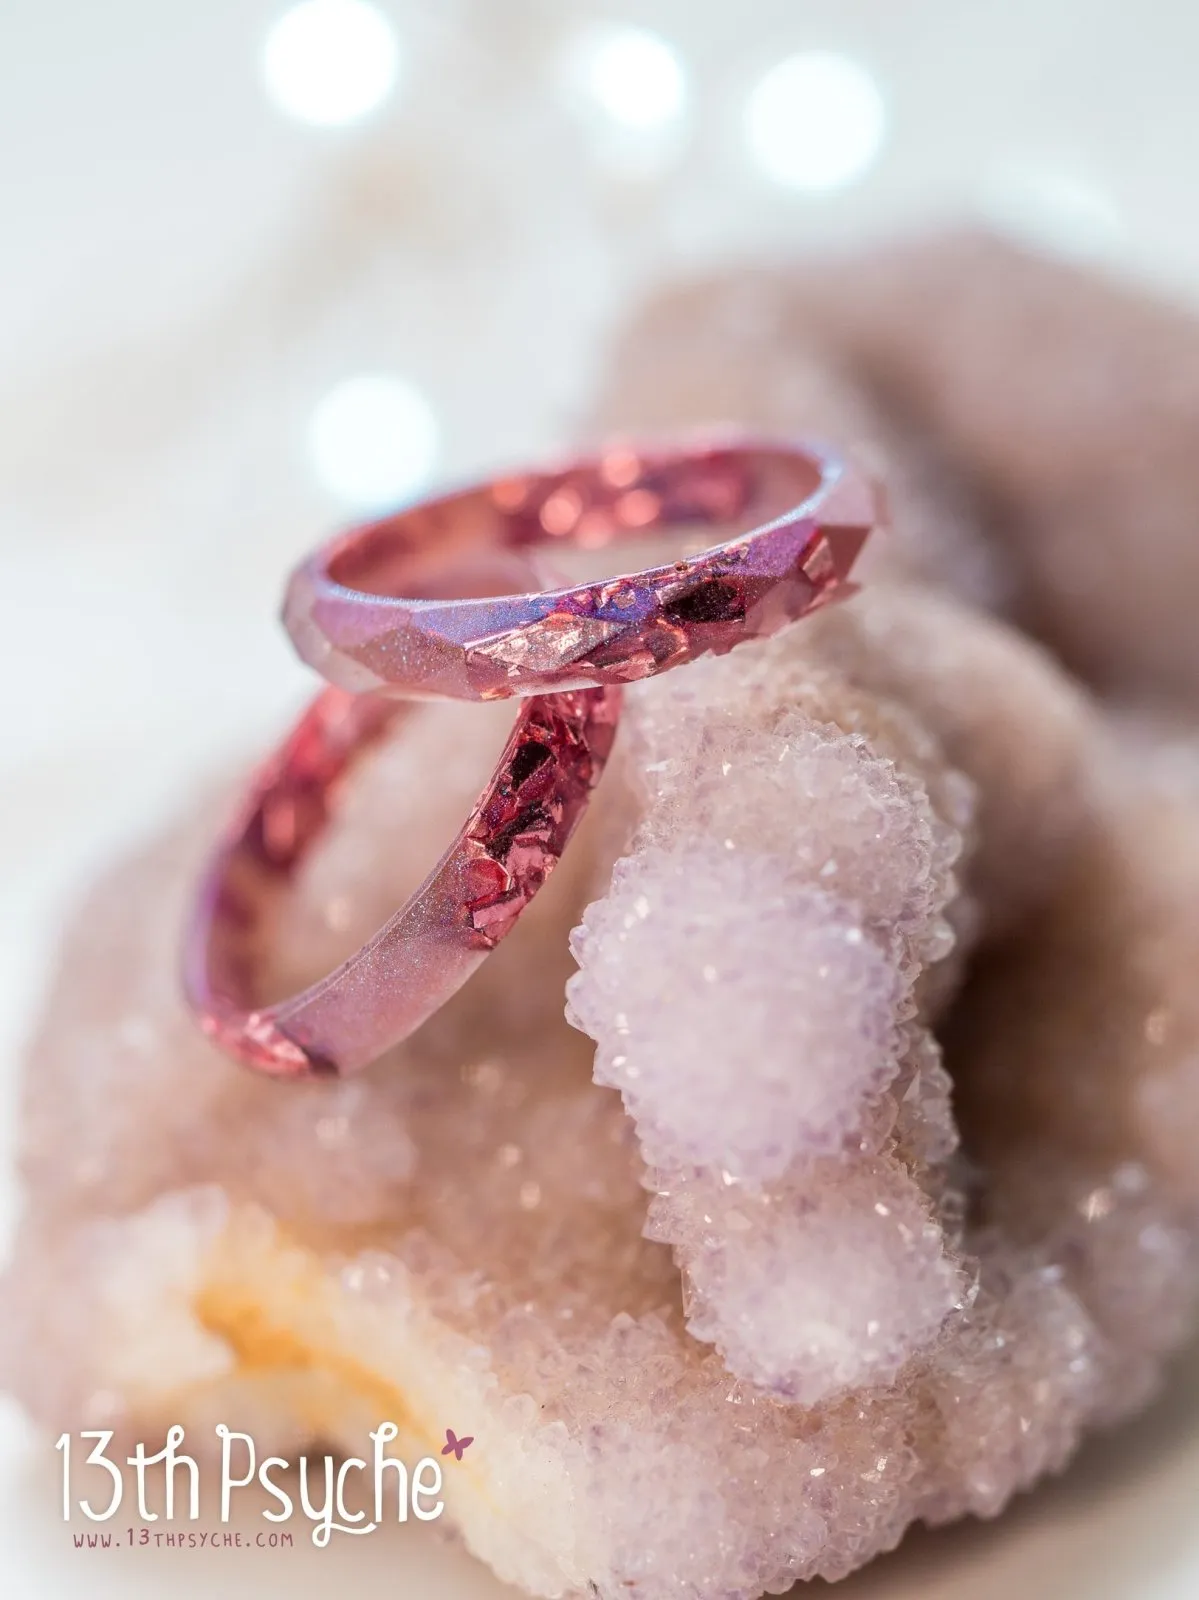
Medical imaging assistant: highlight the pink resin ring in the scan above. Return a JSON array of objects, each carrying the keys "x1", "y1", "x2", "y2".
[
  {"x1": 183, "y1": 682, "x2": 619, "y2": 1077},
  {"x1": 283, "y1": 437, "x2": 879, "y2": 701}
]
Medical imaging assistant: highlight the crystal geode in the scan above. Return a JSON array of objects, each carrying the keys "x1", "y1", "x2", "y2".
[
  {"x1": 593, "y1": 229, "x2": 1199, "y2": 706},
  {"x1": 5, "y1": 571, "x2": 1199, "y2": 1597},
  {"x1": 9, "y1": 232, "x2": 1199, "y2": 1596}
]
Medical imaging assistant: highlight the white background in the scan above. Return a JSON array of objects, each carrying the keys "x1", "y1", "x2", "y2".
[{"x1": 2, "y1": 2, "x2": 1199, "y2": 1594}]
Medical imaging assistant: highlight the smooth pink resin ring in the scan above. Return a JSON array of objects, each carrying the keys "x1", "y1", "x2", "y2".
[
  {"x1": 183, "y1": 682, "x2": 618, "y2": 1077},
  {"x1": 283, "y1": 437, "x2": 880, "y2": 702}
]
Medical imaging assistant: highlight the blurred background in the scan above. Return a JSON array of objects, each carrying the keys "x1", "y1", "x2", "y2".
[{"x1": 4, "y1": 1, "x2": 1199, "y2": 1594}]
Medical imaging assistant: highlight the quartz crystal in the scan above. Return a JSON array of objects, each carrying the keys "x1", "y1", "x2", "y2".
[{"x1": 6, "y1": 575, "x2": 1199, "y2": 1599}]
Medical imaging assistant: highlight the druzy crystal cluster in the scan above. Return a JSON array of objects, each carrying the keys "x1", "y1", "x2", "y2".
[{"x1": 7, "y1": 235, "x2": 1199, "y2": 1599}]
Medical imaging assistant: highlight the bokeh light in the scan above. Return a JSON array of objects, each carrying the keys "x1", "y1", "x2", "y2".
[
  {"x1": 263, "y1": 0, "x2": 400, "y2": 127},
  {"x1": 746, "y1": 51, "x2": 886, "y2": 192},
  {"x1": 580, "y1": 25, "x2": 688, "y2": 130},
  {"x1": 309, "y1": 374, "x2": 439, "y2": 511},
  {"x1": 557, "y1": 22, "x2": 690, "y2": 178}
]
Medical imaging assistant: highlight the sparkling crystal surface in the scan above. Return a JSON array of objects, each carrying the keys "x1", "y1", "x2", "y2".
[{"x1": 7, "y1": 584, "x2": 1199, "y2": 1599}]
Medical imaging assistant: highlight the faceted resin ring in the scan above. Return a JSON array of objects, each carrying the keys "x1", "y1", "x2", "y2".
[
  {"x1": 183, "y1": 682, "x2": 618, "y2": 1077},
  {"x1": 283, "y1": 436, "x2": 880, "y2": 701}
]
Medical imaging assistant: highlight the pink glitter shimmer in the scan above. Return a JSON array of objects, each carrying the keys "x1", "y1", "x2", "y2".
[
  {"x1": 183, "y1": 683, "x2": 619, "y2": 1077},
  {"x1": 282, "y1": 436, "x2": 880, "y2": 701}
]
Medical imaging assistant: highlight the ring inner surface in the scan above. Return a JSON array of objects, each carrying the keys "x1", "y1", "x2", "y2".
[{"x1": 325, "y1": 445, "x2": 825, "y2": 603}]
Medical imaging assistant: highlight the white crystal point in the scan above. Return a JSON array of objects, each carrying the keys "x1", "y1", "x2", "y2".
[{"x1": 569, "y1": 846, "x2": 906, "y2": 1183}]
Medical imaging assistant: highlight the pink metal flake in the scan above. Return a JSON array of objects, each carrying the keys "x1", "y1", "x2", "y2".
[
  {"x1": 282, "y1": 436, "x2": 881, "y2": 702},
  {"x1": 183, "y1": 683, "x2": 619, "y2": 1077},
  {"x1": 186, "y1": 436, "x2": 878, "y2": 1078}
]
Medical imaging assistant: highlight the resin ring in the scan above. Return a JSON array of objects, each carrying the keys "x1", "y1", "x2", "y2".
[
  {"x1": 183, "y1": 682, "x2": 619, "y2": 1077},
  {"x1": 283, "y1": 436, "x2": 880, "y2": 702}
]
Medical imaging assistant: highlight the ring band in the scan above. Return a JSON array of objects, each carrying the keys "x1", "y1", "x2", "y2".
[
  {"x1": 183, "y1": 682, "x2": 619, "y2": 1077},
  {"x1": 282, "y1": 436, "x2": 879, "y2": 702}
]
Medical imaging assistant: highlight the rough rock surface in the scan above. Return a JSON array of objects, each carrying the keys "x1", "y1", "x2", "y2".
[
  {"x1": 6, "y1": 582, "x2": 1199, "y2": 1598},
  {"x1": 8, "y1": 235, "x2": 1199, "y2": 1598}
]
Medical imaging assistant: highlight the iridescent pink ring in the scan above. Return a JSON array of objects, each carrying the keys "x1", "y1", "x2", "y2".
[
  {"x1": 183, "y1": 682, "x2": 619, "y2": 1077},
  {"x1": 283, "y1": 437, "x2": 880, "y2": 701}
]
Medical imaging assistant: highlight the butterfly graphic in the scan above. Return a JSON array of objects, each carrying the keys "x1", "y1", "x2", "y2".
[{"x1": 442, "y1": 1428, "x2": 474, "y2": 1461}]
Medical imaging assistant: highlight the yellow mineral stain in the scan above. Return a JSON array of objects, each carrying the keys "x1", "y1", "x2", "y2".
[
  {"x1": 194, "y1": 1287, "x2": 414, "y2": 1437},
  {"x1": 180, "y1": 1217, "x2": 499, "y2": 1519}
]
